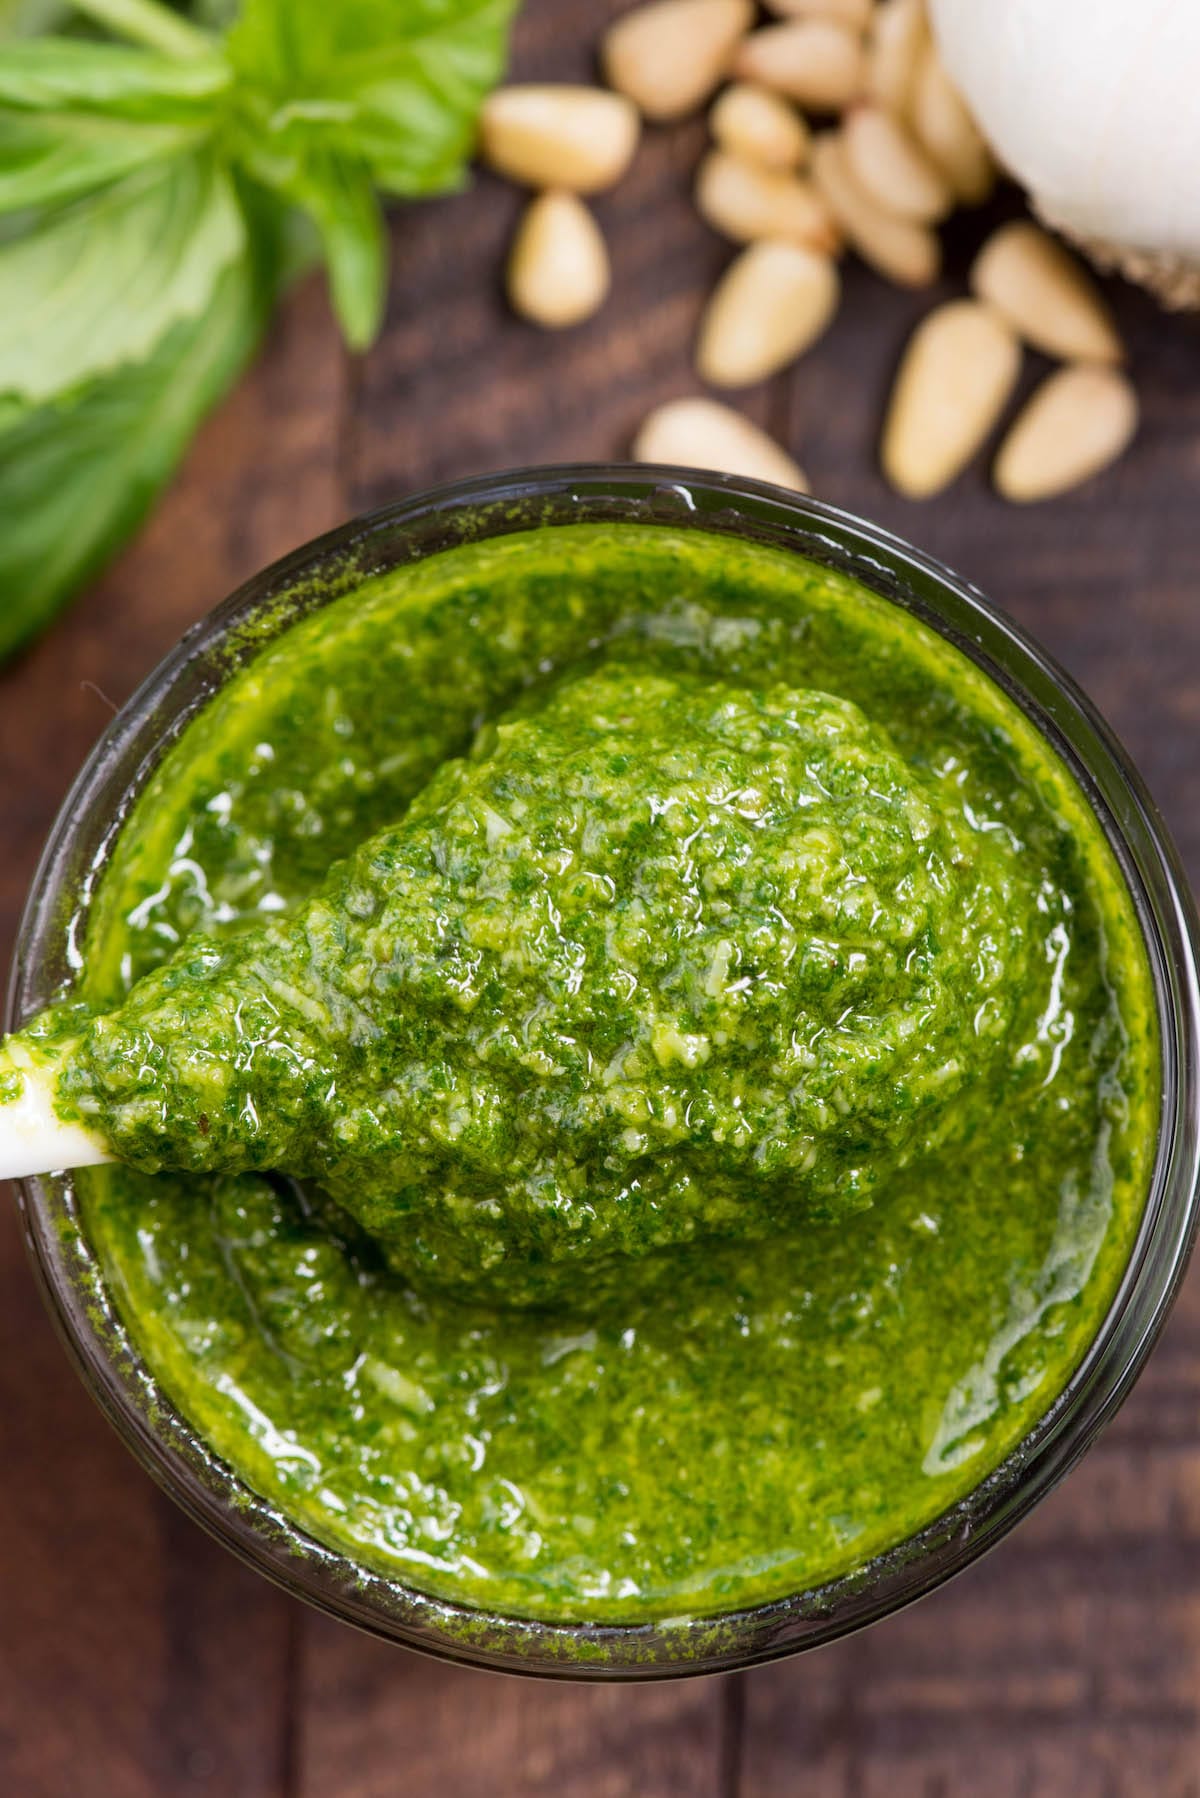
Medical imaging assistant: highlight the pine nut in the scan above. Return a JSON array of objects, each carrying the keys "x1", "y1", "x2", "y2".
[
  {"x1": 480, "y1": 86, "x2": 640, "y2": 194},
  {"x1": 882, "y1": 299, "x2": 1021, "y2": 497},
  {"x1": 634, "y1": 396, "x2": 809, "y2": 490},
  {"x1": 843, "y1": 104, "x2": 952, "y2": 224},
  {"x1": 603, "y1": 0, "x2": 754, "y2": 122},
  {"x1": 697, "y1": 239, "x2": 840, "y2": 386},
  {"x1": 734, "y1": 19, "x2": 866, "y2": 111},
  {"x1": 994, "y1": 366, "x2": 1137, "y2": 503},
  {"x1": 507, "y1": 192, "x2": 611, "y2": 329},
  {"x1": 696, "y1": 150, "x2": 840, "y2": 252},
  {"x1": 811, "y1": 131, "x2": 940, "y2": 286},
  {"x1": 710, "y1": 83, "x2": 811, "y2": 172},
  {"x1": 762, "y1": 0, "x2": 872, "y2": 25},
  {"x1": 865, "y1": 0, "x2": 928, "y2": 118},
  {"x1": 909, "y1": 46, "x2": 995, "y2": 205},
  {"x1": 971, "y1": 222, "x2": 1124, "y2": 365}
]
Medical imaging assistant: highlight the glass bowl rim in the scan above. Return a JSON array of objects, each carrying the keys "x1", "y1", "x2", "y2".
[{"x1": 9, "y1": 463, "x2": 1200, "y2": 1680}]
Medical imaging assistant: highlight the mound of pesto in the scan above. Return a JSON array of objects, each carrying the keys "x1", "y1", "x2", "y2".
[
  {"x1": 18, "y1": 526, "x2": 1160, "y2": 1630},
  {"x1": 38, "y1": 665, "x2": 1032, "y2": 1305}
]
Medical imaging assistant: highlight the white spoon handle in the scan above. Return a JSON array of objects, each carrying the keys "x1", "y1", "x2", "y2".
[{"x1": 0, "y1": 1043, "x2": 112, "y2": 1181}]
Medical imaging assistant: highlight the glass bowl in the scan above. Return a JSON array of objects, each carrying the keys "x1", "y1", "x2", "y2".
[{"x1": 9, "y1": 467, "x2": 1200, "y2": 1679}]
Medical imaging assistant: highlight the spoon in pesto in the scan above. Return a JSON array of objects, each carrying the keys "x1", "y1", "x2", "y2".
[{"x1": 0, "y1": 665, "x2": 1033, "y2": 1306}]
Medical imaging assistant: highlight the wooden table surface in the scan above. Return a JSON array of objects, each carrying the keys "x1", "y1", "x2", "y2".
[{"x1": 4, "y1": 6, "x2": 1200, "y2": 1794}]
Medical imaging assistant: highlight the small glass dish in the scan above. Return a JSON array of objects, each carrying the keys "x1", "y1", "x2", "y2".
[{"x1": 9, "y1": 467, "x2": 1200, "y2": 1679}]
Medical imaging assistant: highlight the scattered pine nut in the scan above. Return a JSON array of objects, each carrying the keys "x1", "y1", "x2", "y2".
[
  {"x1": 971, "y1": 221, "x2": 1124, "y2": 365},
  {"x1": 696, "y1": 150, "x2": 840, "y2": 252},
  {"x1": 602, "y1": 0, "x2": 754, "y2": 122},
  {"x1": 486, "y1": 0, "x2": 1140, "y2": 504},
  {"x1": 811, "y1": 131, "x2": 939, "y2": 286},
  {"x1": 762, "y1": 0, "x2": 872, "y2": 26},
  {"x1": 710, "y1": 82, "x2": 811, "y2": 172},
  {"x1": 480, "y1": 86, "x2": 639, "y2": 194},
  {"x1": 865, "y1": 0, "x2": 928, "y2": 118},
  {"x1": 634, "y1": 396, "x2": 809, "y2": 490},
  {"x1": 734, "y1": 19, "x2": 866, "y2": 111},
  {"x1": 507, "y1": 192, "x2": 611, "y2": 329},
  {"x1": 697, "y1": 239, "x2": 841, "y2": 386},
  {"x1": 994, "y1": 366, "x2": 1138, "y2": 503},
  {"x1": 909, "y1": 45, "x2": 995, "y2": 205},
  {"x1": 843, "y1": 104, "x2": 952, "y2": 224},
  {"x1": 882, "y1": 299, "x2": 1021, "y2": 498}
]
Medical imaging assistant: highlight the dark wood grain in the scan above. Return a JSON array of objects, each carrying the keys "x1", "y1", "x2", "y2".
[
  {"x1": 295, "y1": 1615, "x2": 732, "y2": 1798},
  {"x1": 3, "y1": 0, "x2": 1200, "y2": 1792}
]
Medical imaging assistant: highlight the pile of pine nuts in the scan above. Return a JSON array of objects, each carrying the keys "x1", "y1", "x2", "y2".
[{"x1": 478, "y1": 0, "x2": 1138, "y2": 503}]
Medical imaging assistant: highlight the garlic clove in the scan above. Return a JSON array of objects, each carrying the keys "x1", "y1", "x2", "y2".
[
  {"x1": 697, "y1": 239, "x2": 841, "y2": 386},
  {"x1": 734, "y1": 19, "x2": 867, "y2": 111},
  {"x1": 479, "y1": 86, "x2": 640, "y2": 194},
  {"x1": 929, "y1": 0, "x2": 1200, "y2": 310},
  {"x1": 709, "y1": 82, "x2": 811, "y2": 172},
  {"x1": 602, "y1": 0, "x2": 755, "y2": 122},
  {"x1": 882, "y1": 298, "x2": 1022, "y2": 498},
  {"x1": 811, "y1": 130, "x2": 940, "y2": 287},
  {"x1": 696, "y1": 150, "x2": 840, "y2": 252},
  {"x1": 909, "y1": 43, "x2": 995, "y2": 205},
  {"x1": 634, "y1": 396, "x2": 809, "y2": 490},
  {"x1": 994, "y1": 365, "x2": 1138, "y2": 503},
  {"x1": 970, "y1": 221, "x2": 1124, "y2": 365},
  {"x1": 507, "y1": 192, "x2": 611, "y2": 329},
  {"x1": 843, "y1": 103, "x2": 954, "y2": 223}
]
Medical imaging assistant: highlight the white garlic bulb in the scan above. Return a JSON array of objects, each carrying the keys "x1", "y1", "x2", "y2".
[{"x1": 929, "y1": 0, "x2": 1200, "y2": 307}]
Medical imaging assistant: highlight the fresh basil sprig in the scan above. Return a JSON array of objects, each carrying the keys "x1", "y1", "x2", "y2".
[{"x1": 0, "y1": 0, "x2": 516, "y2": 659}]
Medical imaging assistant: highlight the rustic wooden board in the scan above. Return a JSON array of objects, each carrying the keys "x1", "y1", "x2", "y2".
[
  {"x1": 2, "y1": 1, "x2": 1200, "y2": 1792},
  {"x1": 294, "y1": 1614, "x2": 733, "y2": 1798}
]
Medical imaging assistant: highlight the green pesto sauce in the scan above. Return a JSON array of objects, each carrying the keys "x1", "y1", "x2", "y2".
[
  {"x1": 60, "y1": 664, "x2": 1044, "y2": 1309},
  {"x1": 69, "y1": 524, "x2": 1158, "y2": 1623}
]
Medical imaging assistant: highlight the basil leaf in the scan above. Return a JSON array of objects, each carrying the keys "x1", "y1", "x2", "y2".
[
  {"x1": 1, "y1": 0, "x2": 229, "y2": 38},
  {"x1": 0, "y1": 37, "x2": 228, "y2": 116},
  {"x1": 189, "y1": 0, "x2": 240, "y2": 24},
  {"x1": 285, "y1": 151, "x2": 385, "y2": 348},
  {"x1": 0, "y1": 0, "x2": 518, "y2": 658},
  {"x1": 227, "y1": 0, "x2": 516, "y2": 196},
  {"x1": 0, "y1": 108, "x2": 204, "y2": 208},
  {"x1": 0, "y1": 240, "x2": 272, "y2": 659},
  {"x1": 0, "y1": 151, "x2": 244, "y2": 400},
  {"x1": 0, "y1": 36, "x2": 226, "y2": 211},
  {"x1": 0, "y1": 0, "x2": 73, "y2": 34}
]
